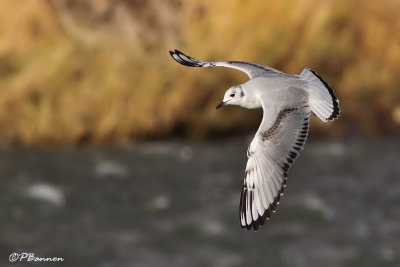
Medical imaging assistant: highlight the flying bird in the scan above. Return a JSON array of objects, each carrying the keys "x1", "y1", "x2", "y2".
[{"x1": 169, "y1": 50, "x2": 340, "y2": 231}]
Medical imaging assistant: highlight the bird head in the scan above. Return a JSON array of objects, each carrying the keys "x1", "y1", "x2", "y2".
[{"x1": 216, "y1": 86, "x2": 244, "y2": 109}]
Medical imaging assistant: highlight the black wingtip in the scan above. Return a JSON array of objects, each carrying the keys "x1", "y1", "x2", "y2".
[
  {"x1": 169, "y1": 50, "x2": 177, "y2": 61},
  {"x1": 241, "y1": 168, "x2": 292, "y2": 231},
  {"x1": 169, "y1": 49, "x2": 204, "y2": 67},
  {"x1": 170, "y1": 49, "x2": 181, "y2": 57}
]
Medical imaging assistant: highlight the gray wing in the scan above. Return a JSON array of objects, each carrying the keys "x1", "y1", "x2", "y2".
[
  {"x1": 169, "y1": 50, "x2": 283, "y2": 79},
  {"x1": 240, "y1": 100, "x2": 311, "y2": 231}
]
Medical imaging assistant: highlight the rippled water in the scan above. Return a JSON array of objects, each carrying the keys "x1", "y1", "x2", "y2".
[{"x1": 0, "y1": 138, "x2": 399, "y2": 267}]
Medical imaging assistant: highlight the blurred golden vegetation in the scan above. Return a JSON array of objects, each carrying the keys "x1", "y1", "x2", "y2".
[{"x1": 0, "y1": 0, "x2": 399, "y2": 145}]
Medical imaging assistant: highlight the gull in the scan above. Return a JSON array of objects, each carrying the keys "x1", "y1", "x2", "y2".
[{"x1": 169, "y1": 50, "x2": 340, "y2": 231}]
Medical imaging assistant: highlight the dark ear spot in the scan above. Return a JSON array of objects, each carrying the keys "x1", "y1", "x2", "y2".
[{"x1": 240, "y1": 91, "x2": 245, "y2": 97}]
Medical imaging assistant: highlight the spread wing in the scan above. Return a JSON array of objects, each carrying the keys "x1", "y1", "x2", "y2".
[
  {"x1": 240, "y1": 101, "x2": 311, "y2": 231},
  {"x1": 169, "y1": 50, "x2": 283, "y2": 79}
]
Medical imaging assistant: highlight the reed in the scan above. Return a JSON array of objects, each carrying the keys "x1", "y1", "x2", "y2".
[{"x1": 0, "y1": 0, "x2": 398, "y2": 145}]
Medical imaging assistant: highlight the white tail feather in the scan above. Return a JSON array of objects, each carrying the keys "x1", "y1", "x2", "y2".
[{"x1": 300, "y1": 68, "x2": 340, "y2": 122}]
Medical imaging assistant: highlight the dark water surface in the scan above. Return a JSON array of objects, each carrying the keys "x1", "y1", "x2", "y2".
[{"x1": 0, "y1": 138, "x2": 399, "y2": 267}]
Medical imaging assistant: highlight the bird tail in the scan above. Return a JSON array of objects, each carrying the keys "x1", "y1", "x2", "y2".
[{"x1": 300, "y1": 68, "x2": 340, "y2": 122}]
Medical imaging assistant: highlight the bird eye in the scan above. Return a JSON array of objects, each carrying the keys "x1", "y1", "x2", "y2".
[{"x1": 230, "y1": 93, "x2": 235, "y2": 97}]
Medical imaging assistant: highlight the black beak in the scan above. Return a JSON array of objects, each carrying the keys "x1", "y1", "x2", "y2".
[{"x1": 216, "y1": 101, "x2": 226, "y2": 109}]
